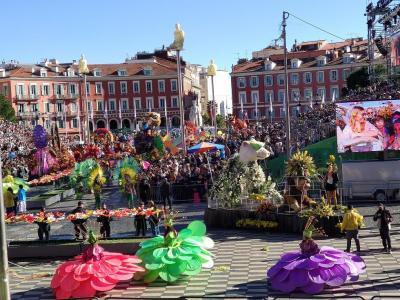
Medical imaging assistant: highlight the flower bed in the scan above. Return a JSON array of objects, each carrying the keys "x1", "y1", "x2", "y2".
[{"x1": 236, "y1": 218, "x2": 278, "y2": 231}]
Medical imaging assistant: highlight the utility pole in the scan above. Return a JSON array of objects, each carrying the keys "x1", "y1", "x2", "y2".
[
  {"x1": 282, "y1": 11, "x2": 291, "y2": 158},
  {"x1": 0, "y1": 155, "x2": 10, "y2": 300}
]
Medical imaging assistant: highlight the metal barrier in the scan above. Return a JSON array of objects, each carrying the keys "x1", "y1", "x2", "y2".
[
  {"x1": 105, "y1": 297, "x2": 265, "y2": 300},
  {"x1": 139, "y1": 184, "x2": 209, "y2": 204},
  {"x1": 370, "y1": 297, "x2": 400, "y2": 300}
]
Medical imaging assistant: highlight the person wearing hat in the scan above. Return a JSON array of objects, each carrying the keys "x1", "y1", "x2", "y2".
[{"x1": 373, "y1": 203, "x2": 393, "y2": 253}]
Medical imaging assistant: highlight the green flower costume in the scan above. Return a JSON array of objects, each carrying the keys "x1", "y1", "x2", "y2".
[{"x1": 136, "y1": 221, "x2": 214, "y2": 283}]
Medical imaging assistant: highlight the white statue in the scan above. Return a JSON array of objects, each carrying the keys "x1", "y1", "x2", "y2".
[
  {"x1": 170, "y1": 24, "x2": 184, "y2": 50},
  {"x1": 189, "y1": 100, "x2": 200, "y2": 125}
]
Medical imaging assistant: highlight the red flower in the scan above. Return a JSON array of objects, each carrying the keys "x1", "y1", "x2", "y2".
[{"x1": 51, "y1": 244, "x2": 144, "y2": 299}]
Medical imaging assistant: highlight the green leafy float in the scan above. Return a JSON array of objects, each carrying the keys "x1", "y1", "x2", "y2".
[{"x1": 136, "y1": 221, "x2": 214, "y2": 283}]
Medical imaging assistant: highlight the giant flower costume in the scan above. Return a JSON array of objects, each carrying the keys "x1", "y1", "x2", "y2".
[
  {"x1": 31, "y1": 125, "x2": 57, "y2": 176},
  {"x1": 51, "y1": 231, "x2": 144, "y2": 299},
  {"x1": 2, "y1": 175, "x2": 29, "y2": 193},
  {"x1": 136, "y1": 220, "x2": 214, "y2": 283},
  {"x1": 70, "y1": 159, "x2": 106, "y2": 192},
  {"x1": 113, "y1": 157, "x2": 140, "y2": 190},
  {"x1": 267, "y1": 217, "x2": 366, "y2": 294}
]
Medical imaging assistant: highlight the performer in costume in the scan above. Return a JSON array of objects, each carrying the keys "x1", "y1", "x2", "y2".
[
  {"x1": 51, "y1": 231, "x2": 144, "y2": 299},
  {"x1": 267, "y1": 217, "x2": 366, "y2": 294}
]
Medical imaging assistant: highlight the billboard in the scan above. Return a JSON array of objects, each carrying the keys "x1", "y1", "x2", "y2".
[
  {"x1": 391, "y1": 31, "x2": 400, "y2": 67},
  {"x1": 336, "y1": 100, "x2": 400, "y2": 153}
]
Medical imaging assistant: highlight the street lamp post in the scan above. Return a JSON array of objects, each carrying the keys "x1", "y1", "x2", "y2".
[
  {"x1": 170, "y1": 24, "x2": 186, "y2": 153},
  {"x1": 282, "y1": 11, "x2": 291, "y2": 158},
  {"x1": 207, "y1": 60, "x2": 217, "y2": 138},
  {"x1": 0, "y1": 155, "x2": 10, "y2": 300},
  {"x1": 79, "y1": 55, "x2": 90, "y2": 144}
]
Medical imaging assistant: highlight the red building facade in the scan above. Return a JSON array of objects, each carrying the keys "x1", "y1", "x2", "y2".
[
  {"x1": 0, "y1": 51, "x2": 197, "y2": 141},
  {"x1": 231, "y1": 39, "x2": 371, "y2": 121}
]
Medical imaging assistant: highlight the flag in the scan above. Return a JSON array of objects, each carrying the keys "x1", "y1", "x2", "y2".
[
  {"x1": 119, "y1": 99, "x2": 122, "y2": 120},
  {"x1": 331, "y1": 90, "x2": 336, "y2": 102},
  {"x1": 310, "y1": 96, "x2": 313, "y2": 109},
  {"x1": 321, "y1": 93, "x2": 325, "y2": 106},
  {"x1": 269, "y1": 98, "x2": 273, "y2": 113}
]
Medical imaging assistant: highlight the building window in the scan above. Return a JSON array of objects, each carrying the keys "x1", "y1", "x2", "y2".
[
  {"x1": 94, "y1": 70, "x2": 102, "y2": 76},
  {"x1": 109, "y1": 99, "x2": 116, "y2": 111},
  {"x1": 280, "y1": 108, "x2": 286, "y2": 117},
  {"x1": 95, "y1": 83, "x2": 102, "y2": 95},
  {"x1": 31, "y1": 103, "x2": 38, "y2": 112},
  {"x1": 343, "y1": 56, "x2": 353, "y2": 64},
  {"x1": 86, "y1": 83, "x2": 90, "y2": 95},
  {"x1": 2, "y1": 85, "x2": 9, "y2": 96},
  {"x1": 237, "y1": 77, "x2": 246, "y2": 88},
  {"x1": 250, "y1": 76, "x2": 259, "y2": 88},
  {"x1": 45, "y1": 102, "x2": 50, "y2": 113},
  {"x1": 171, "y1": 79, "x2": 178, "y2": 92},
  {"x1": 239, "y1": 92, "x2": 246, "y2": 105},
  {"x1": 265, "y1": 90, "x2": 273, "y2": 103},
  {"x1": 251, "y1": 91, "x2": 259, "y2": 103},
  {"x1": 330, "y1": 70, "x2": 338, "y2": 82},
  {"x1": 159, "y1": 97, "x2": 166, "y2": 108},
  {"x1": 291, "y1": 73, "x2": 299, "y2": 85},
  {"x1": 343, "y1": 69, "x2": 351, "y2": 81},
  {"x1": 57, "y1": 102, "x2": 63, "y2": 112},
  {"x1": 67, "y1": 68, "x2": 75, "y2": 77},
  {"x1": 291, "y1": 89, "x2": 300, "y2": 101},
  {"x1": 133, "y1": 81, "x2": 140, "y2": 93},
  {"x1": 97, "y1": 100, "x2": 103, "y2": 111},
  {"x1": 71, "y1": 103, "x2": 77, "y2": 112},
  {"x1": 146, "y1": 80, "x2": 152, "y2": 93},
  {"x1": 16, "y1": 84, "x2": 24, "y2": 95},
  {"x1": 72, "y1": 118, "x2": 78, "y2": 128},
  {"x1": 317, "y1": 57, "x2": 326, "y2": 67},
  {"x1": 30, "y1": 85, "x2": 37, "y2": 98},
  {"x1": 40, "y1": 70, "x2": 47, "y2": 77},
  {"x1": 172, "y1": 96, "x2": 179, "y2": 108},
  {"x1": 146, "y1": 97, "x2": 153, "y2": 110},
  {"x1": 277, "y1": 74, "x2": 285, "y2": 86},
  {"x1": 58, "y1": 120, "x2": 65, "y2": 129},
  {"x1": 122, "y1": 99, "x2": 129, "y2": 110},
  {"x1": 135, "y1": 98, "x2": 141, "y2": 110},
  {"x1": 18, "y1": 104, "x2": 25, "y2": 113},
  {"x1": 330, "y1": 87, "x2": 339, "y2": 100},
  {"x1": 317, "y1": 71, "x2": 324, "y2": 83},
  {"x1": 108, "y1": 82, "x2": 115, "y2": 95},
  {"x1": 118, "y1": 69, "x2": 127, "y2": 76},
  {"x1": 304, "y1": 72, "x2": 312, "y2": 84},
  {"x1": 69, "y1": 84, "x2": 77, "y2": 96},
  {"x1": 56, "y1": 84, "x2": 63, "y2": 96},
  {"x1": 278, "y1": 90, "x2": 285, "y2": 103},
  {"x1": 265, "y1": 75, "x2": 273, "y2": 86},
  {"x1": 304, "y1": 89, "x2": 313, "y2": 100},
  {"x1": 317, "y1": 87, "x2": 326, "y2": 99},
  {"x1": 120, "y1": 82, "x2": 127, "y2": 94},
  {"x1": 87, "y1": 101, "x2": 92, "y2": 112},
  {"x1": 144, "y1": 67, "x2": 152, "y2": 76},
  {"x1": 42, "y1": 84, "x2": 50, "y2": 96},
  {"x1": 158, "y1": 80, "x2": 165, "y2": 93}
]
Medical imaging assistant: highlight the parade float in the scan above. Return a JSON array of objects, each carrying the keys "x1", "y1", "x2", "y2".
[{"x1": 206, "y1": 146, "x2": 343, "y2": 236}]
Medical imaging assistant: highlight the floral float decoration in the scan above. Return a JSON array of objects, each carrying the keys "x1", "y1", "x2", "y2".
[
  {"x1": 51, "y1": 231, "x2": 144, "y2": 299},
  {"x1": 2, "y1": 175, "x2": 29, "y2": 193},
  {"x1": 267, "y1": 217, "x2": 366, "y2": 294},
  {"x1": 236, "y1": 219, "x2": 278, "y2": 230},
  {"x1": 93, "y1": 128, "x2": 114, "y2": 144},
  {"x1": 30, "y1": 125, "x2": 57, "y2": 177},
  {"x1": 136, "y1": 220, "x2": 214, "y2": 283}
]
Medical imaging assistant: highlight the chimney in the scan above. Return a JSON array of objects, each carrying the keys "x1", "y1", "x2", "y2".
[
  {"x1": 54, "y1": 66, "x2": 59, "y2": 73},
  {"x1": 72, "y1": 59, "x2": 77, "y2": 65},
  {"x1": 0, "y1": 69, "x2": 5, "y2": 77},
  {"x1": 31, "y1": 67, "x2": 35, "y2": 74}
]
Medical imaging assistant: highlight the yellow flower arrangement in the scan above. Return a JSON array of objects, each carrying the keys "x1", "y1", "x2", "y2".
[
  {"x1": 236, "y1": 218, "x2": 278, "y2": 230},
  {"x1": 249, "y1": 193, "x2": 265, "y2": 202}
]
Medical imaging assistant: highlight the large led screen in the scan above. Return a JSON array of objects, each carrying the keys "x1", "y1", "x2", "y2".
[{"x1": 336, "y1": 100, "x2": 400, "y2": 153}]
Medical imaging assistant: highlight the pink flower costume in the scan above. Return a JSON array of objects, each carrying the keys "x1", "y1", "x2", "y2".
[{"x1": 51, "y1": 232, "x2": 144, "y2": 299}]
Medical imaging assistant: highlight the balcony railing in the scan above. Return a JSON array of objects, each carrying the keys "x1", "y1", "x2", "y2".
[
  {"x1": 54, "y1": 93, "x2": 79, "y2": 100},
  {"x1": 16, "y1": 111, "x2": 39, "y2": 119}
]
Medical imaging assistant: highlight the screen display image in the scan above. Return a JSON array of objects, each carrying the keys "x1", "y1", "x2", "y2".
[
  {"x1": 391, "y1": 31, "x2": 400, "y2": 67},
  {"x1": 336, "y1": 100, "x2": 400, "y2": 153}
]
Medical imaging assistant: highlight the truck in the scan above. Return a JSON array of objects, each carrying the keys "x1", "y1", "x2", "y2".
[{"x1": 341, "y1": 160, "x2": 400, "y2": 202}]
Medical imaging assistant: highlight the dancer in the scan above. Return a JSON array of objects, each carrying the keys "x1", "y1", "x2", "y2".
[{"x1": 267, "y1": 217, "x2": 366, "y2": 294}]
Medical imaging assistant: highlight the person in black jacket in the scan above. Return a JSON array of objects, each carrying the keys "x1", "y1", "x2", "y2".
[
  {"x1": 139, "y1": 179, "x2": 151, "y2": 204},
  {"x1": 97, "y1": 204, "x2": 112, "y2": 239},
  {"x1": 70, "y1": 201, "x2": 88, "y2": 240},
  {"x1": 135, "y1": 202, "x2": 147, "y2": 236},
  {"x1": 160, "y1": 177, "x2": 172, "y2": 210},
  {"x1": 324, "y1": 163, "x2": 339, "y2": 207},
  {"x1": 373, "y1": 203, "x2": 393, "y2": 253},
  {"x1": 36, "y1": 207, "x2": 51, "y2": 241}
]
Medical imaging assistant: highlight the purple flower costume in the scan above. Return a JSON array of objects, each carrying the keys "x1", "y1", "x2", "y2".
[{"x1": 267, "y1": 239, "x2": 366, "y2": 294}]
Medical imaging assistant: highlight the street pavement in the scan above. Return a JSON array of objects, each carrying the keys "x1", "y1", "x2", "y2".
[{"x1": 8, "y1": 185, "x2": 400, "y2": 299}]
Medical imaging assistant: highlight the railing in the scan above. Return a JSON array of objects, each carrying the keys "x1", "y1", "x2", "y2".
[
  {"x1": 271, "y1": 296, "x2": 365, "y2": 300},
  {"x1": 138, "y1": 184, "x2": 209, "y2": 204}
]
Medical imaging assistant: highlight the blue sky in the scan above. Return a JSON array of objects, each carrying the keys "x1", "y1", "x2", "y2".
[{"x1": 3, "y1": 0, "x2": 366, "y2": 70}]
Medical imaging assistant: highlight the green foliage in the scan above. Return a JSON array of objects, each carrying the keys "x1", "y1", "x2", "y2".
[
  {"x1": 285, "y1": 151, "x2": 317, "y2": 177},
  {"x1": 0, "y1": 95, "x2": 16, "y2": 122},
  {"x1": 346, "y1": 67, "x2": 369, "y2": 90},
  {"x1": 202, "y1": 113, "x2": 211, "y2": 125},
  {"x1": 216, "y1": 114, "x2": 226, "y2": 129}
]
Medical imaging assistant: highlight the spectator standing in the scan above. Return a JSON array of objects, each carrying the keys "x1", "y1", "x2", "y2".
[
  {"x1": 4, "y1": 187, "x2": 15, "y2": 214},
  {"x1": 160, "y1": 177, "x2": 172, "y2": 210},
  {"x1": 17, "y1": 184, "x2": 27, "y2": 214},
  {"x1": 341, "y1": 204, "x2": 363, "y2": 253},
  {"x1": 373, "y1": 203, "x2": 393, "y2": 253},
  {"x1": 70, "y1": 201, "x2": 88, "y2": 240}
]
